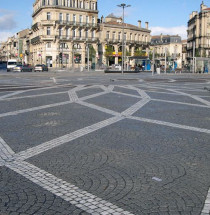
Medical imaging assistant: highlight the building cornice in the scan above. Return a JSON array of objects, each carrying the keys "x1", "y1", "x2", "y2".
[
  {"x1": 32, "y1": 6, "x2": 98, "y2": 17},
  {"x1": 101, "y1": 23, "x2": 151, "y2": 33}
]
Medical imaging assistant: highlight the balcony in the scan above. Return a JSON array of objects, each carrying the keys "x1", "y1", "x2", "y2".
[
  {"x1": 32, "y1": 22, "x2": 39, "y2": 31},
  {"x1": 199, "y1": 44, "x2": 210, "y2": 49},
  {"x1": 42, "y1": 35, "x2": 55, "y2": 41},
  {"x1": 55, "y1": 20, "x2": 99, "y2": 29},
  {"x1": 31, "y1": 36, "x2": 41, "y2": 44},
  {"x1": 105, "y1": 38, "x2": 150, "y2": 46},
  {"x1": 56, "y1": 36, "x2": 99, "y2": 43}
]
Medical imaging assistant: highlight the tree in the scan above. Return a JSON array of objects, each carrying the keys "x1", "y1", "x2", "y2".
[
  {"x1": 104, "y1": 45, "x2": 114, "y2": 64},
  {"x1": 134, "y1": 48, "x2": 146, "y2": 57}
]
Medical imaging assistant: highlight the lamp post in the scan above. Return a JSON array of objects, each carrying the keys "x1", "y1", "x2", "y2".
[{"x1": 117, "y1": 3, "x2": 131, "y2": 74}]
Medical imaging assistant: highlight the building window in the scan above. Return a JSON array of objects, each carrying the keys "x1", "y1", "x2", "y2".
[
  {"x1": 91, "y1": 30, "x2": 94, "y2": 38},
  {"x1": 92, "y1": 2, "x2": 95, "y2": 10},
  {"x1": 66, "y1": 14, "x2": 70, "y2": 22},
  {"x1": 106, "y1": 31, "x2": 110, "y2": 39},
  {"x1": 124, "y1": 33, "x2": 126, "y2": 40},
  {"x1": 54, "y1": 0, "x2": 58, "y2": 5},
  {"x1": 118, "y1": 32, "x2": 121, "y2": 40},
  {"x1": 47, "y1": 12, "x2": 51, "y2": 20},
  {"x1": 86, "y1": 30, "x2": 88, "y2": 38},
  {"x1": 46, "y1": 42, "x2": 51, "y2": 48},
  {"x1": 66, "y1": 28, "x2": 70, "y2": 38},
  {"x1": 67, "y1": 0, "x2": 70, "y2": 6},
  {"x1": 112, "y1": 32, "x2": 115, "y2": 40},
  {"x1": 79, "y1": 29, "x2": 82, "y2": 38},
  {"x1": 59, "y1": 28, "x2": 63, "y2": 37},
  {"x1": 73, "y1": 14, "x2": 76, "y2": 24},
  {"x1": 59, "y1": 13, "x2": 63, "y2": 21},
  {"x1": 80, "y1": 15, "x2": 82, "y2": 23},
  {"x1": 73, "y1": 29, "x2": 76, "y2": 37},
  {"x1": 47, "y1": 27, "x2": 51, "y2": 35},
  {"x1": 92, "y1": 16, "x2": 95, "y2": 24},
  {"x1": 86, "y1": 16, "x2": 88, "y2": 24}
]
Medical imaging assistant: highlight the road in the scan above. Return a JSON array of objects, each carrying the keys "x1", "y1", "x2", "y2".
[{"x1": 0, "y1": 69, "x2": 210, "y2": 215}]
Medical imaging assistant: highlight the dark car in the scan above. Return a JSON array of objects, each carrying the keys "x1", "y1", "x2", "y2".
[
  {"x1": 34, "y1": 64, "x2": 48, "y2": 72},
  {"x1": 13, "y1": 64, "x2": 34, "y2": 72}
]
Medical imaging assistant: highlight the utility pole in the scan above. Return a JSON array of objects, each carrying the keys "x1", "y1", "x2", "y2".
[
  {"x1": 193, "y1": 41, "x2": 195, "y2": 73},
  {"x1": 117, "y1": 3, "x2": 131, "y2": 75},
  {"x1": 87, "y1": 44, "x2": 90, "y2": 72},
  {"x1": 152, "y1": 48, "x2": 155, "y2": 76},
  {"x1": 165, "y1": 47, "x2": 167, "y2": 74}
]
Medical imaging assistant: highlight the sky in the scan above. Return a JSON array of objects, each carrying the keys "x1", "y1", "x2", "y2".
[{"x1": 0, "y1": 0, "x2": 208, "y2": 42}]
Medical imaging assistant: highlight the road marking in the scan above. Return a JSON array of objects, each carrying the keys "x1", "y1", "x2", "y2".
[
  {"x1": 129, "y1": 116, "x2": 210, "y2": 134},
  {"x1": 6, "y1": 161, "x2": 134, "y2": 215},
  {"x1": 0, "y1": 136, "x2": 15, "y2": 166},
  {"x1": 151, "y1": 98, "x2": 210, "y2": 108},
  {"x1": 0, "y1": 91, "x2": 24, "y2": 100},
  {"x1": 1, "y1": 91, "x2": 68, "y2": 101},
  {"x1": 201, "y1": 188, "x2": 210, "y2": 215},
  {"x1": 0, "y1": 101, "x2": 72, "y2": 118},
  {"x1": 14, "y1": 116, "x2": 123, "y2": 161},
  {"x1": 77, "y1": 100, "x2": 121, "y2": 116},
  {"x1": 168, "y1": 89, "x2": 210, "y2": 107}
]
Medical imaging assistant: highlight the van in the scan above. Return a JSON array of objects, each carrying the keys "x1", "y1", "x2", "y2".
[{"x1": 7, "y1": 59, "x2": 17, "y2": 72}]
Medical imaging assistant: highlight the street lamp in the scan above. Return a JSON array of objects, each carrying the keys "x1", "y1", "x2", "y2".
[{"x1": 117, "y1": 3, "x2": 131, "y2": 74}]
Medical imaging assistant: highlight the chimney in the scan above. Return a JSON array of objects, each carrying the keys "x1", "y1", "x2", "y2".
[
  {"x1": 138, "y1": 20, "x2": 141, "y2": 28},
  {"x1": 201, "y1": 1, "x2": 207, "y2": 11},
  {"x1": 145, "y1": 22, "x2": 149, "y2": 29}
]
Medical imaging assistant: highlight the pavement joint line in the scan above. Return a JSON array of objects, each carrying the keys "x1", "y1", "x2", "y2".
[
  {"x1": 0, "y1": 91, "x2": 68, "y2": 101},
  {"x1": 0, "y1": 91, "x2": 25, "y2": 100},
  {"x1": 128, "y1": 86, "x2": 151, "y2": 99},
  {"x1": 128, "y1": 116, "x2": 210, "y2": 134},
  {"x1": 151, "y1": 98, "x2": 210, "y2": 108},
  {"x1": 121, "y1": 99, "x2": 151, "y2": 117},
  {"x1": 201, "y1": 187, "x2": 210, "y2": 214},
  {"x1": 6, "y1": 161, "x2": 134, "y2": 215},
  {"x1": 0, "y1": 101, "x2": 72, "y2": 118},
  {"x1": 77, "y1": 100, "x2": 121, "y2": 116},
  {"x1": 0, "y1": 91, "x2": 110, "y2": 119},
  {"x1": 168, "y1": 89, "x2": 210, "y2": 107},
  {"x1": 13, "y1": 116, "x2": 124, "y2": 161}
]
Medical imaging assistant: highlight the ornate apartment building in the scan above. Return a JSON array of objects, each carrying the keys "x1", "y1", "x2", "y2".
[
  {"x1": 99, "y1": 14, "x2": 150, "y2": 66},
  {"x1": 187, "y1": 1, "x2": 210, "y2": 58},
  {"x1": 0, "y1": 0, "x2": 151, "y2": 68},
  {"x1": 151, "y1": 34, "x2": 183, "y2": 68},
  {"x1": 0, "y1": 29, "x2": 30, "y2": 63},
  {"x1": 31, "y1": 0, "x2": 99, "y2": 68}
]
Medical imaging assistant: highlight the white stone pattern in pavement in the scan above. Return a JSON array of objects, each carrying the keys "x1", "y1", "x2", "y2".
[
  {"x1": 0, "y1": 84, "x2": 210, "y2": 214},
  {"x1": 6, "y1": 161, "x2": 134, "y2": 215}
]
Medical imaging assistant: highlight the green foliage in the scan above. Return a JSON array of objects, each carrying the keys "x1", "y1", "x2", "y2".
[
  {"x1": 104, "y1": 45, "x2": 114, "y2": 57},
  {"x1": 134, "y1": 48, "x2": 146, "y2": 57}
]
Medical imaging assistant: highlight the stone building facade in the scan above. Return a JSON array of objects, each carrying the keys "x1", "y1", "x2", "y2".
[
  {"x1": 30, "y1": 0, "x2": 150, "y2": 68},
  {"x1": 1, "y1": 0, "x2": 151, "y2": 68},
  {"x1": 0, "y1": 29, "x2": 31, "y2": 63},
  {"x1": 99, "y1": 14, "x2": 150, "y2": 66},
  {"x1": 151, "y1": 34, "x2": 183, "y2": 68},
  {"x1": 187, "y1": 1, "x2": 210, "y2": 58}
]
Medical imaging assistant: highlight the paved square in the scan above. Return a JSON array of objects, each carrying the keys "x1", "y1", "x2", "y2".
[{"x1": 0, "y1": 72, "x2": 210, "y2": 215}]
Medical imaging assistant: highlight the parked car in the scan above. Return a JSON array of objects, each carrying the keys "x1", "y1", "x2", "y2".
[
  {"x1": 13, "y1": 64, "x2": 34, "y2": 72},
  {"x1": 114, "y1": 64, "x2": 121, "y2": 70},
  {"x1": 34, "y1": 64, "x2": 48, "y2": 72},
  {"x1": 12, "y1": 64, "x2": 23, "y2": 72}
]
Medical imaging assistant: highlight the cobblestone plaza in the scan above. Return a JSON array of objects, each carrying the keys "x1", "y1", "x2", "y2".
[{"x1": 0, "y1": 71, "x2": 210, "y2": 215}]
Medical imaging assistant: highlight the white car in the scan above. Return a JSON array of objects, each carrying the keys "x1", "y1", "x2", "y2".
[
  {"x1": 114, "y1": 64, "x2": 121, "y2": 70},
  {"x1": 7, "y1": 59, "x2": 17, "y2": 72}
]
